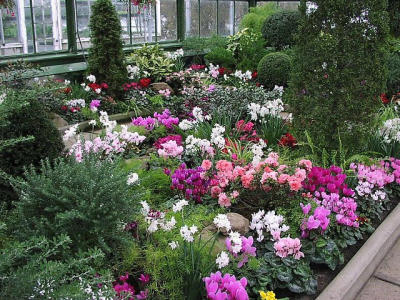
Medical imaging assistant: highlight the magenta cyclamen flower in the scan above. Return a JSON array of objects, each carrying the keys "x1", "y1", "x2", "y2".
[
  {"x1": 154, "y1": 109, "x2": 179, "y2": 129},
  {"x1": 154, "y1": 135, "x2": 182, "y2": 149},
  {"x1": 89, "y1": 99, "x2": 101, "y2": 111},
  {"x1": 132, "y1": 116, "x2": 156, "y2": 131},
  {"x1": 225, "y1": 236, "x2": 257, "y2": 268},
  {"x1": 113, "y1": 273, "x2": 149, "y2": 299},
  {"x1": 204, "y1": 272, "x2": 249, "y2": 300}
]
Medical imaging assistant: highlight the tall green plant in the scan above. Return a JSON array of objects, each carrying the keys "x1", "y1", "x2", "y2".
[
  {"x1": 288, "y1": 0, "x2": 389, "y2": 150},
  {"x1": 239, "y1": 3, "x2": 280, "y2": 33},
  {"x1": 87, "y1": 0, "x2": 127, "y2": 97}
]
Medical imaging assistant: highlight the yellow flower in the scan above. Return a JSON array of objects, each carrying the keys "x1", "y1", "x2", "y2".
[{"x1": 259, "y1": 290, "x2": 277, "y2": 300}]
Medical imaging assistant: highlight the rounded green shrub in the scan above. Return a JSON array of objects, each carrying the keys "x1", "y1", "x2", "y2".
[
  {"x1": 257, "y1": 52, "x2": 292, "y2": 90},
  {"x1": 388, "y1": 0, "x2": 400, "y2": 37},
  {"x1": 387, "y1": 52, "x2": 400, "y2": 96},
  {"x1": 261, "y1": 10, "x2": 301, "y2": 50},
  {"x1": 14, "y1": 156, "x2": 133, "y2": 254}
]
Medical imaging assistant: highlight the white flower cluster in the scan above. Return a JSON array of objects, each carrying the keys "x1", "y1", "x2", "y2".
[
  {"x1": 251, "y1": 140, "x2": 267, "y2": 166},
  {"x1": 185, "y1": 135, "x2": 214, "y2": 157},
  {"x1": 29, "y1": 279, "x2": 55, "y2": 299},
  {"x1": 63, "y1": 124, "x2": 79, "y2": 141},
  {"x1": 229, "y1": 231, "x2": 242, "y2": 254},
  {"x1": 180, "y1": 225, "x2": 198, "y2": 242},
  {"x1": 67, "y1": 98, "x2": 86, "y2": 108},
  {"x1": 127, "y1": 172, "x2": 139, "y2": 185},
  {"x1": 178, "y1": 119, "x2": 196, "y2": 131},
  {"x1": 192, "y1": 106, "x2": 211, "y2": 123},
  {"x1": 306, "y1": 1, "x2": 318, "y2": 15},
  {"x1": 379, "y1": 118, "x2": 400, "y2": 144},
  {"x1": 0, "y1": 93, "x2": 6, "y2": 104},
  {"x1": 213, "y1": 214, "x2": 232, "y2": 232},
  {"x1": 127, "y1": 65, "x2": 140, "y2": 79},
  {"x1": 169, "y1": 241, "x2": 179, "y2": 249},
  {"x1": 99, "y1": 111, "x2": 117, "y2": 133},
  {"x1": 166, "y1": 48, "x2": 184, "y2": 60},
  {"x1": 208, "y1": 63, "x2": 220, "y2": 78},
  {"x1": 250, "y1": 210, "x2": 289, "y2": 242},
  {"x1": 140, "y1": 200, "x2": 177, "y2": 233},
  {"x1": 216, "y1": 251, "x2": 230, "y2": 269},
  {"x1": 87, "y1": 74, "x2": 96, "y2": 83},
  {"x1": 248, "y1": 98, "x2": 284, "y2": 121},
  {"x1": 173, "y1": 199, "x2": 189, "y2": 212},
  {"x1": 356, "y1": 181, "x2": 387, "y2": 201},
  {"x1": 233, "y1": 70, "x2": 252, "y2": 81},
  {"x1": 211, "y1": 124, "x2": 226, "y2": 149}
]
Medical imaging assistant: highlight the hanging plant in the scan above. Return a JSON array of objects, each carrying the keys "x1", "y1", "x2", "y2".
[
  {"x1": 131, "y1": 0, "x2": 154, "y2": 9},
  {"x1": 0, "y1": 0, "x2": 15, "y2": 11}
]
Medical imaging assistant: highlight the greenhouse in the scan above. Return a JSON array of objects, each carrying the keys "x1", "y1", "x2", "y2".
[{"x1": 0, "y1": 0, "x2": 400, "y2": 299}]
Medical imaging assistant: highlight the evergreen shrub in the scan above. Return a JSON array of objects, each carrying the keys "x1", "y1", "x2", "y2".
[
  {"x1": 288, "y1": 0, "x2": 389, "y2": 149},
  {"x1": 257, "y1": 52, "x2": 292, "y2": 90}
]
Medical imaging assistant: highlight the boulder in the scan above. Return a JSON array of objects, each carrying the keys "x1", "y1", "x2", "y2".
[
  {"x1": 150, "y1": 82, "x2": 174, "y2": 95},
  {"x1": 49, "y1": 113, "x2": 68, "y2": 128}
]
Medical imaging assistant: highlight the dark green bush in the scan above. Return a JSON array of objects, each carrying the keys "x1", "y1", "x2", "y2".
[
  {"x1": 0, "y1": 91, "x2": 63, "y2": 205},
  {"x1": 14, "y1": 156, "x2": 133, "y2": 254},
  {"x1": 388, "y1": 0, "x2": 400, "y2": 37},
  {"x1": 87, "y1": 0, "x2": 127, "y2": 97},
  {"x1": 387, "y1": 52, "x2": 400, "y2": 96},
  {"x1": 288, "y1": 0, "x2": 389, "y2": 150},
  {"x1": 257, "y1": 52, "x2": 292, "y2": 89},
  {"x1": 261, "y1": 10, "x2": 301, "y2": 50},
  {"x1": 205, "y1": 47, "x2": 236, "y2": 69}
]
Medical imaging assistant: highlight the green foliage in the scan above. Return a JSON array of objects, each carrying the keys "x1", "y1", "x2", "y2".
[
  {"x1": 13, "y1": 156, "x2": 133, "y2": 255},
  {"x1": 239, "y1": 3, "x2": 280, "y2": 34},
  {"x1": 126, "y1": 44, "x2": 175, "y2": 81},
  {"x1": 0, "y1": 234, "x2": 113, "y2": 299},
  {"x1": 388, "y1": 0, "x2": 400, "y2": 37},
  {"x1": 0, "y1": 90, "x2": 63, "y2": 206},
  {"x1": 262, "y1": 10, "x2": 301, "y2": 50},
  {"x1": 302, "y1": 237, "x2": 344, "y2": 270},
  {"x1": 387, "y1": 51, "x2": 400, "y2": 96},
  {"x1": 250, "y1": 246, "x2": 317, "y2": 295},
  {"x1": 289, "y1": 0, "x2": 389, "y2": 150},
  {"x1": 259, "y1": 115, "x2": 288, "y2": 145},
  {"x1": 257, "y1": 52, "x2": 292, "y2": 90},
  {"x1": 205, "y1": 47, "x2": 236, "y2": 69},
  {"x1": 87, "y1": 0, "x2": 127, "y2": 97}
]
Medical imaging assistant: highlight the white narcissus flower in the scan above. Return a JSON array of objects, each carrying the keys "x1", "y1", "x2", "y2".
[
  {"x1": 169, "y1": 241, "x2": 179, "y2": 249},
  {"x1": 213, "y1": 214, "x2": 231, "y2": 232},
  {"x1": 160, "y1": 217, "x2": 176, "y2": 231},
  {"x1": 127, "y1": 173, "x2": 139, "y2": 185},
  {"x1": 63, "y1": 124, "x2": 79, "y2": 141},
  {"x1": 64, "y1": 79, "x2": 71, "y2": 85},
  {"x1": 180, "y1": 225, "x2": 198, "y2": 242},
  {"x1": 216, "y1": 251, "x2": 230, "y2": 269},
  {"x1": 172, "y1": 199, "x2": 189, "y2": 212}
]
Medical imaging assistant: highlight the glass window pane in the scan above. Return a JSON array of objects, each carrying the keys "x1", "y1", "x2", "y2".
[
  {"x1": 158, "y1": 0, "x2": 177, "y2": 41},
  {"x1": 278, "y1": 1, "x2": 300, "y2": 10},
  {"x1": 234, "y1": 1, "x2": 248, "y2": 33},
  {"x1": 0, "y1": 8, "x2": 21, "y2": 55},
  {"x1": 113, "y1": 0, "x2": 129, "y2": 45},
  {"x1": 76, "y1": 0, "x2": 93, "y2": 49},
  {"x1": 200, "y1": 0, "x2": 216, "y2": 37},
  {"x1": 218, "y1": 0, "x2": 234, "y2": 36},
  {"x1": 185, "y1": 0, "x2": 199, "y2": 37}
]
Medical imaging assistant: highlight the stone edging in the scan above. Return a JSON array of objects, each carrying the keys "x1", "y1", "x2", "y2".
[
  {"x1": 58, "y1": 111, "x2": 136, "y2": 134},
  {"x1": 316, "y1": 202, "x2": 400, "y2": 300}
]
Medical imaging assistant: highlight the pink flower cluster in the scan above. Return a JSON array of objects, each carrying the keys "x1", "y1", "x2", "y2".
[
  {"x1": 154, "y1": 109, "x2": 179, "y2": 129},
  {"x1": 225, "y1": 236, "x2": 257, "y2": 268},
  {"x1": 303, "y1": 166, "x2": 359, "y2": 227},
  {"x1": 273, "y1": 237, "x2": 304, "y2": 260},
  {"x1": 154, "y1": 135, "x2": 182, "y2": 149},
  {"x1": 158, "y1": 140, "x2": 184, "y2": 159},
  {"x1": 300, "y1": 204, "x2": 331, "y2": 238},
  {"x1": 68, "y1": 129, "x2": 146, "y2": 162},
  {"x1": 204, "y1": 272, "x2": 249, "y2": 300},
  {"x1": 207, "y1": 154, "x2": 311, "y2": 208},
  {"x1": 167, "y1": 163, "x2": 210, "y2": 203},
  {"x1": 113, "y1": 273, "x2": 148, "y2": 300},
  {"x1": 132, "y1": 109, "x2": 179, "y2": 131},
  {"x1": 387, "y1": 158, "x2": 400, "y2": 184}
]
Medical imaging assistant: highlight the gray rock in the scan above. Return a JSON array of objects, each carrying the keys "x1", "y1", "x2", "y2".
[
  {"x1": 150, "y1": 82, "x2": 174, "y2": 95},
  {"x1": 49, "y1": 113, "x2": 68, "y2": 128}
]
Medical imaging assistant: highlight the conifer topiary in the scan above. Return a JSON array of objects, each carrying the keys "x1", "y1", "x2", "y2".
[
  {"x1": 288, "y1": 0, "x2": 389, "y2": 149},
  {"x1": 87, "y1": 0, "x2": 127, "y2": 98}
]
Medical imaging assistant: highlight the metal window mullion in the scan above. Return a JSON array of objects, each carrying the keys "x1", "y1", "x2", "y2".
[
  {"x1": 29, "y1": 0, "x2": 37, "y2": 53},
  {"x1": 198, "y1": 0, "x2": 200, "y2": 37},
  {"x1": 65, "y1": 0, "x2": 77, "y2": 52},
  {"x1": 41, "y1": 0, "x2": 47, "y2": 50},
  {"x1": 154, "y1": 1, "x2": 157, "y2": 42},
  {"x1": 0, "y1": 9, "x2": 5, "y2": 45},
  {"x1": 233, "y1": 0, "x2": 236, "y2": 34},
  {"x1": 216, "y1": 0, "x2": 218, "y2": 35},
  {"x1": 177, "y1": 0, "x2": 185, "y2": 41},
  {"x1": 128, "y1": 2, "x2": 132, "y2": 44}
]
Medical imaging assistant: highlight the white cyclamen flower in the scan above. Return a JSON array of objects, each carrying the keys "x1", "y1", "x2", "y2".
[
  {"x1": 127, "y1": 173, "x2": 139, "y2": 185},
  {"x1": 89, "y1": 120, "x2": 97, "y2": 126},
  {"x1": 86, "y1": 74, "x2": 96, "y2": 83},
  {"x1": 0, "y1": 93, "x2": 6, "y2": 104},
  {"x1": 173, "y1": 199, "x2": 189, "y2": 212},
  {"x1": 140, "y1": 201, "x2": 150, "y2": 216},
  {"x1": 63, "y1": 124, "x2": 79, "y2": 141},
  {"x1": 216, "y1": 251, "x2": 230, "y2": 269},
  {"x1": 213, "y1": 214, "x2": 231, "y2": 232},
  {"x1": 229, "y1": 231, "x2": 242, "y2": 254}
]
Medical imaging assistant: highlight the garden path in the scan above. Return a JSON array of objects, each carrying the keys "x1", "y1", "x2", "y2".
[{"x1": 355, "y1": 238, "x2": 400, "y2": 299}]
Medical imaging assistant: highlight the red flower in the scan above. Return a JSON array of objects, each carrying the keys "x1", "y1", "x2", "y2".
[
  {"x1": 251, "y1": 71, "x2": 258, "y2": 79},
  {"x1": 218, "y1": 67, "x2": 226, "y2": 76},
  {"x1": 88, "y1": 83, "x2": 101, "y2": 91},
  {"x1": 139, "y1": 78, "x2": 151, "y2": 88},
  {"x1": 278, "y1": 133, "x2": 297, "y2": 148},
  {"x1": 324, "y1": 74, "x2": 329, "y2": 79},
  {"x1": 380, "y1": 93, "x2": 390, "y2": 105},
  {"x1": 256, "y1": 82, "x2": 261, "y2": 87},
  {"x1": 101, "y1": 83, "x2": 109, "y2": 89},
  {"x1": 61, "y1": 105, "x2": 68, "y2": 111},
  {"x1": 63, "y1": 87, "x2": 72, "y2": 94},
  {"x1": 190, "y1": 64, "x2": 206, "y2": 70}
]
